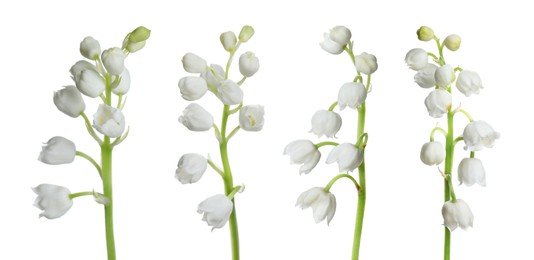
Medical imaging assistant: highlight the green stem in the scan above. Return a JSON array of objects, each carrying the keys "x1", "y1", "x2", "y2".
[
  {"x1": 430, "y1": 127, "x2": 448, "y2": 142},
  {"x1": 444, "y1": 109, "x2": 454, "y2": 260},
  {"x1": 220, "y1": 104, "x2": 239, "y2": 260},
  {"x1": 315, "y1": 141, "x2": 339, "y2": 149},
  {"x1": 328, "y1": 101, "x2": 338, "y2": 111},
  {"x1": 75, "y1": 151, "x2": 102, "y2": 178},
  {"x1": 69, "y1": 191, "x2": 94, "y2": 199},
  {"x1": 101, "y1": 138, "x2": 115, "y2": 260},
  {"x1": 324, "y1": 173, "x2": 360, "y2": 192},
  {"x1": 352, "y1": 102, "x2": 366, "y2": 260}
]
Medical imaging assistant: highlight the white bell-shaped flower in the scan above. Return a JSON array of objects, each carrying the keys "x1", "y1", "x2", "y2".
[
  {"x1": 414, "y1": 64, "x2": 438, "y2": 88},
  {"x1": 354, "y1": 52, "x2": 378, "y2": 75},
  {"x1": 284, "y1": 140, "x2": 321, "y2": 174},
  {"x1": 326, "y1": 143, "x2": 363, "y2": 172},
  {"x1": 239, "y1": 51, "x2": 259, "y2": 77},
  {"x1": 319, "y1": 26, "x2": 351, "y2": 55},
  {"x1": 463, "y1": 120, "x2": 500, "y2": 151},
  {"x1": 33, "y1": 184, "x2": 73, "y2": 219},
  {"x1": 175, "y1": 153, "x2": 207, "y2": 184},
  {"x1": 179, "y1": 103, "x2": 214, "y2": 131},
  {"x1": 435, "y1": 64, "x2": 455, "y2": 88},
  {"x1": 201, "y1": 64, "x2": 225, "y2": 93},
  {"x1": 405, "y1": 48, "x2": 428, "y2": 71},
  {"x1": 338, "y1": 82, "x2": 367, "y2": 110},
  {"x1": 112, "y1": 68, "x2": 131, "y2": 95},
  {"x1": 217, "y1": 80, "x2": 243, "y2": 105},
  {"x1": 75, "y1": 68, "x2": 105, "y2": 98},
  {"x1": 420, "y1": 141, "x2": 445, "y2": 166},
  {"x1": 239, "y1": 105, "x2": 265, "y2": 131},
  {"x1": 79, "y1": 36, "x2": 101, "y2": 60},
  {"x1": 182, "y1": 52, "x2": 207, "y2": 73},
  {"x1": 456, "y1": 70, "x2": 483, "y2": 97},
  {"x1": 310, "y1": 110, "x2": 342, "y2": 138},
  {"x1": 458, "y1": 158, "x2": 486, "y2": 187},
  {"x1": 296, "y1": 187, "x2": 336, "y2": 225},
  {"x1": 424, "y1": 89, "x2": 452, "y2": 118},
  {"x1": 442, "y1": 199, "x2": 474, "y2": 231},
  {"x1": 93, "y1": 104, "x2": 126, "y2": 138},
  {"x1": 101, "y1": 47, "x2": 125, "y2": 75},
  {"x1": 197, "y1": 194, "x2": 233, "y2": 230},
  {"x1": 53, "y1": 85, "x2": 86, "y2": 118},
  {"x1": 38, "y1": 136, "x2": 76, "y2": 165},
  {"x1": 70, "y1": 60, "x2": 96, "y2": 79},
  {"x1": 444, "y1": 34, "x2": 461, "y2": 51},
  {"x1": 178, "y1": 76, "x2": 208, "y2": 101},
  {"x1": 220, "y1": 31, "x2": 237, "y2": 52}
]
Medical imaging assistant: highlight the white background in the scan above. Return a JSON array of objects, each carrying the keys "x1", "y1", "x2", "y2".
[{"x1": 1, "y1": 0, "x2": 531, "y2": 259}]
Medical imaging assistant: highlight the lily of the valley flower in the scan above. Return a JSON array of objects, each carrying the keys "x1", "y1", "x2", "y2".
[
  {"x1": 239, "y1": 105, "x2": 265, "y2": 131},
  {"x1": 182, "y1": 53, "x2": 208, "y2": 73},
  {"x1": 38, "y1": 136, "x2": 76, "y2": 165},
  {"x1": 239, "y1": 51, "x2": 259, "y2": 77},
  {"x1": 424, "y1": 89, "x2": 452, "y2": 118},
  {"x1": 112, "y1": 68, "x2": 131, "y2": 95},
  {"x1": 179, "y1": 103, "x2": 214, "y2": 131},
  {"x1": 337, "y1": 82, "x2": 367, "y2": 110},
  {"x1": 93, "y1": 104, "x2": 126, "y2": 138},
  {"x1": 310, "y1": 110, "x2": 342, "y2": 138},
  {"x1": 75, "y1": 68, "x2": 105, "y2": 98},
  {"x1": 444, "y1": 34, "x2": 461, "y2": 51},
  {"x1": 435, "y1": 64, "x2": 455, "y2": 88},
  {"x1": 53, "y1": 85, "x2": 86, "y2": 118},
  {"x1": 197, "y1": 194, "x2": 233, "y2": 230},
  {"x1": 178, "y1": 76, "x2": 208, "y2": 101},
  {"x1": 284, "y1": 140, "x2": 321, "y2": 174},
  {"x1": 326, "y1": 143, "x2": 363, "y2": 172},
  {"x1": 354, "y1": 52, "x2": 378, "y2": 75},
  {"x1": 463, "y1": 120, "x2": 500, "y2": 151},
  {"x1": 238, "y1": 25, "x2": 255, "y2": 42},
  {"x1": 101, "y1": 47, "x2": 125, "y2": 75},
  {"x1": 201, "y1": 64, "x2": 225, "y2": 92},
  {"x1": 123, "y1": 26, "x2": 151, "y2": 53},
  {"x1": 217, "y1": 80, "x2": 243, "y2": 105},
  {"x1": 458, "y1": 158, "x2": 486, "y2": 187},
  {"x1": 442, "y1": 199, "x2": 474, "y2": 231},
  {"x1": 220, "y1": 31, "x2": 237, "y2": 52},
  {"x1": 296, "y1": 187, "x2": 336, "y2": 225},
  {"x1": 456, "y1": 70, "x2": 483, "y2": 97},
  {"x1": 70, "y1": 60, "x2": 97, "y2": 79},
  {"x1": 414, "y1": 64, "x2": 438, "y2": 88},
  {"x1": 320, "y1": 26, "x2": 351, "y2": 55},
  {"x1": 32, "y1": 184, "x2": 73, "y2": 219},
  {"x1": 420, "y1": 141, "x2": 445, "y2": 166},
  {"x1": 79, "y1": 36, "x2": 101, "y2": 60},
  {"x1": 417, "y1": 26, "x2": 434, "y2": 41},
  {"x1": 405, "y1": 48, "x2": 428, "y2": 71},
  {"x1": 175, "y1": 153, "x2": 208, "y2": 184}
]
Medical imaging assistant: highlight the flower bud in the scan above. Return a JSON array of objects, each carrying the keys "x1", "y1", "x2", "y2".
[
  {"x1": 424, "y1": 89, "x2": 452, "y2": 118},
  {"x1": 179, "y1": 103, "x2": 214, "y2": 131},
  {"x1": 354, "y1": 52, "x2": 378, "y2": 75},
  {"x1": 458, "y1": 158, "x2": 486, "y2": 187},
  {"x1": 79, "y1": 36, "x2": 101, "y2": 60},
  {"x1": 456, "y1": 70, "x2": 483, "y2": 97},
  {"x1": 444, "y1": 34, "x2": 461, "y2": 51},
  {"x1": 198, "y1": 194, "x2": 233, "y2": 230},
  {"x1": 74, "y1": 67, "x2": 105, "y2": 98},
  {"x1": 405, "y1": 48, "x2": 428, "y2": 71},
  {"x1": 320, "y1": 33, "x2": 344, "y2": 55},
  {"x1": 239, "y1": 105, "x2": 265, "y2": 131},
  {"x1": 33, "y1": 184, "x2": 73, "y2": 219},
  {"x1": 310, "y1": 110, "x2": 342, "y2": 138},
  {"x1": 53, "y1": 85, "x2": 86, "y2": 118},
  {"x1": 463, "y1": 120, "x2": 500, "y2": 151},
  {"x1": 112, "y1": 68, "x2": 131, "y2": 95},
  {"x1": 128, "y1": 26, "x2": 151, "y2": 43},
  {"x1": 284, "y1": 140, "x2": 321, "y2": 174},
  {"x1": 217, "y1": 80, "x2": 243, "y2": 105},
  {"x1": 175, "y1": 153, "x2": 207, "y2": 184},
  {"x1": 70, "y1": 60, "x2": 97, "y2": 80},
  {"x1": 101, "y1": 47, "x2": 125, "y2": 75},
  {"x1": 182, "y1": 52, "x2": 208, "y2": 73},
  {"x1": 201, "y1": 64, "x2": 225, "y2": 92},
  {"x1": 326, "y1": 143, "x2": 363, "y2": 172},
  {"x1": 124, "y1": 39, "x2": 146, "y2": 53},
  {"x1": 38, "y1": 136, "x2": 76, "y2": 165},
  {"x1": 239, "y1": 51, "x2": 259, "y2": 77},
  {"x1": 220, "y1": 31, "x2": 237, "y2": 52},
  {"x1": 417, "y1": 26, "x2": 434, "y2": 41},
  {"x1": 296, "y1": 187, "x2": 336, "y2": 225},
  {"x1": 420, "y1": 141, "x2": 445, "y2": 166},
  {"x1": 434, "y1": 64, "x2": 455, "y2": 88},
  {"x1": 238, "y1": 25, "x2": 255, "y2": 42},
  {"x1": 337, "y1": 82, "x2": 367, "y2": 110},
  {"x1": 93, "y1": 104, "x2": 126, "y2": 138},
  {"x1": 178, "y1": 76, "x2": 208, "y2": 101},
  {"x1": 329, "y1": 26, "x2": 351, "y2": 46},
  {"x1": 414, "y1": 64, "x2": 438, "y2": 88},
  {"x1": 442, "y1": 199, "x2": 474, "y2": 231}
]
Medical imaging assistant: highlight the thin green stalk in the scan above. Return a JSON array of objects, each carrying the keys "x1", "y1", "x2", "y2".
[
  {"x1": 101, "y1": 139, "x2": 115, "y2": 260},
  {"x1": 352, "y1": 102, "x2": 367, "y2": 260},
  {"x1": 444, "y1": 109, "x2": 455, "y2": 260}
]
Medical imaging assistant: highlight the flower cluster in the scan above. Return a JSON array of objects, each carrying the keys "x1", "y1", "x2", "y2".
[
  {"x1": 406, "y1": 26, "x2": 499, "y2": 233},
  {"x1": 176, "y1": 25, "x2": 262, "y2": 233},
  {"x1": 286, "y1": 26, "x2": 376, "y2": 231}
]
